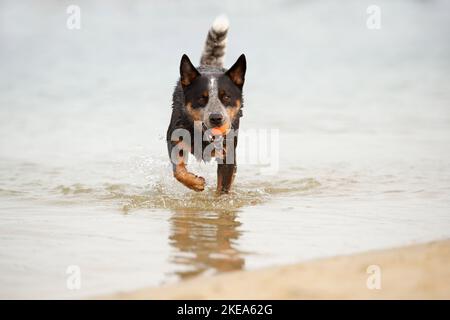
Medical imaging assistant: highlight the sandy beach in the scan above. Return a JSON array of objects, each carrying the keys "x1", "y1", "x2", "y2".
[{"x1": 102, "y1": 240, "x2": 450, "y2": 300}]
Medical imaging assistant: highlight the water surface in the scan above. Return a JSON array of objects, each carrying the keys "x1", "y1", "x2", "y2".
[{"x1": 1, "y1": 0, "x2": 450, "y2": 298}]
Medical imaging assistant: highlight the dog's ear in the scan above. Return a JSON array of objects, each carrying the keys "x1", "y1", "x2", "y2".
[
  {"x1": 225, "y1": 54, "x2": 246, "y2": 88},
  {"x1": 180, "y1": 54, "x2": 200, "y2": 88}
]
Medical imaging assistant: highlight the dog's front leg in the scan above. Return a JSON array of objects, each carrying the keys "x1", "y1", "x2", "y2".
[
  {"x1": 217, "y1": 163, "x2": 236, "y2": 194},
  {"x1": 216, "y1": 134, "x2": 238, "y2": 194},
  {"x1": 174, "y1": 161, "x2": 205, "y2": 192},
  {"x1": 168, "y1": 140, "x2": 205, "y2": 192}
]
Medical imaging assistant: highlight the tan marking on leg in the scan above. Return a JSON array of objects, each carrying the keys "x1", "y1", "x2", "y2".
[
  {"x1": 173, "y1": 145, "x2": 205, "y2": 192},
  {"x1": 174, "y1": 163, "x2": 205, "y2": 192}
]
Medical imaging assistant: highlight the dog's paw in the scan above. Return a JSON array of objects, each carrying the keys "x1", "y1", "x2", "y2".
[
  {"x1": 190, "y1": 175, "x2": 205, "y2": 192},
  {"x1": 174, "y1": 170, "x2": 205, "y2": 192}
]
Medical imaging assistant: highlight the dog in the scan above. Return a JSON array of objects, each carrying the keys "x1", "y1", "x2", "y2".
[{"x1": 166, "y1": 15, "x2": 246, "y2": 194}]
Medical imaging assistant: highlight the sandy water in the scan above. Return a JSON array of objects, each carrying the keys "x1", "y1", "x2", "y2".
[{"x1": 1, "y1": 0, "x2": 450, "y2": 298}]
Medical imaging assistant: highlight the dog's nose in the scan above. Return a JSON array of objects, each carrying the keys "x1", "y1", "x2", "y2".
[{"x1": 209, "y1": 113, "x2": 223, "y2": 126}]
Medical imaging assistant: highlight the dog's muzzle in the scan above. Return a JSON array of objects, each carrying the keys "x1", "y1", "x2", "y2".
[{"x1": 209, "y1": 113, "x2": 224, "y2": 126}]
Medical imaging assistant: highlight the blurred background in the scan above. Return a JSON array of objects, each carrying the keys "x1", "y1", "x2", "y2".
[{"x1": 0, "y1": 0, "x2": 449, "y2": 298}]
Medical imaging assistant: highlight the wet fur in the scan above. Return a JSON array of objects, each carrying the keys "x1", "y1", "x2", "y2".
[{"x1": 166, "y1": 17, "x2": 246, "y2": 194}]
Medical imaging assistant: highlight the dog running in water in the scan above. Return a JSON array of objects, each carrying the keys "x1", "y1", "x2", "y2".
[{"x1": 166, "y1": 15, "x2": 246, "y2": 194}]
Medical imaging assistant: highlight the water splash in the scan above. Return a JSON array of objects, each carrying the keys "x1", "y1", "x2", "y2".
[{"x1": 0, "y1": 159, "x2": 324, "y2": 213}]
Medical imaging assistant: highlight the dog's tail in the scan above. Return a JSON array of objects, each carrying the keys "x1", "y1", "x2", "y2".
[{"x1": 200, "y1": 15, "x2": 229, "y2": 68}]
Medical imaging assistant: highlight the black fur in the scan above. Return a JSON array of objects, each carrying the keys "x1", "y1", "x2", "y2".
[{"x1": 166, "y1": 22, "x2": 246, "y2": 194}]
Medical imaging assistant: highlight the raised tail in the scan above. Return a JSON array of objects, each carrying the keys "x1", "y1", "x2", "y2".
[{"x1": 200, "y1": 15, "x2": 229, "y2": 67}]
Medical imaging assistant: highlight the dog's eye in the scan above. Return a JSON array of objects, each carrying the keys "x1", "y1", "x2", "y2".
[
  {"x1": 222, "y1": 95, "x2": 231, "y2": 104},
  {"x1": 197, "y1": 97, "x2": 207, "y2": 105}
]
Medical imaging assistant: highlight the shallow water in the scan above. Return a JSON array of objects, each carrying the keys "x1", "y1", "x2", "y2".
[{"x1": 1, "y1": 0, "x2": 450, "y2": 298}]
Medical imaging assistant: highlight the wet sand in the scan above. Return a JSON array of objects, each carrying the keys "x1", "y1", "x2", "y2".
[{"x1": 102, "y1": 240, "x2": 450, "y2": 299}]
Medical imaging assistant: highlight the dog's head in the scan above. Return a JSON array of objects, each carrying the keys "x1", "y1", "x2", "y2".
[{"x1": 179, "y1": 54, "x2": 246, "y2": 133}]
